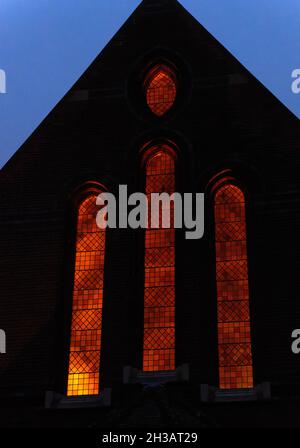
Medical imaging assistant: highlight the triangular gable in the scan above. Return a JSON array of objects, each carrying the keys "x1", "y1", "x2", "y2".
[{"x1": 1, "y1": 0, "x2": 299, "y2": 169}]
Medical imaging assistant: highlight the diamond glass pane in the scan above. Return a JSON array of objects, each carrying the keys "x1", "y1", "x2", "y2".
[
  {"x1": 67, "y1": 195, "x2": 106, "y2": 396},
  {"x1": 145, "y1": 65, "x2": 177, "y2": 117},
  {"x1": 214, "y1": 184, "x2": 253, "y2": 389},
  {"x1": 143, "y1": 146, "x2": 175, "y2": 372}
]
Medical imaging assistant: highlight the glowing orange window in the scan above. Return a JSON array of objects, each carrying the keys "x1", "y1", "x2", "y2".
[
  {"x1": 143, "y1": 145, "x2": 176, "y2": 372},
  {"x1": 214, "y1": 184, "x2": 253, "y2": 389},
  {"x1": 67, "y1": 194, "x2": 106, "y2": 396},
  {"x1": 145, "y1": 64, "x2": 177, "y2": 117}
]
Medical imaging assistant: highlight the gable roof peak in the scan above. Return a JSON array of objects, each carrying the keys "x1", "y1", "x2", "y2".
[{"x1": 141, "y1": 0, "x2": 179, "y2": 10}]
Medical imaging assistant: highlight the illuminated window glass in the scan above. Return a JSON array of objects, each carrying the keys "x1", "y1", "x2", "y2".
[
  {"x1": 214, "y1": 184, "x2": 253, "y2": 389},
  {"x1": 143, "y1": 145, "x2": 176, "y2": 372},
  {"x1": 145, "y1": 65, "x2": 177, "y2": 117},
  {"x1": 67, "y1": 194, "x2": 106, "y2": 396}
]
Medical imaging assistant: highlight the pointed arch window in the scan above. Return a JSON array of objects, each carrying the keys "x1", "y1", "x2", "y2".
[
  {"x1": 144, "y1": 64, "x2": 177, "y2": 117},
  {"x1": 67, "y1": 193, "x2": 106, "y2": 396},
  {"x1": 214, "y1": 183, "x2": 253, "y2": 389},
  {"x1": 143, "y1": 144, "x2": 176, "y2": 372}
]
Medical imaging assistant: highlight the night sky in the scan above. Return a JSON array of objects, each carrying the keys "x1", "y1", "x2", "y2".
[{"x1": 1, "y1": 0, "x2": 300, "y2": 169}]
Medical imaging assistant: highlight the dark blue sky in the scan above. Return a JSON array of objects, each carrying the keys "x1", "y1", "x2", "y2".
[{"x1": 1, "y1": 0, "x2": 300, "y2": 169}]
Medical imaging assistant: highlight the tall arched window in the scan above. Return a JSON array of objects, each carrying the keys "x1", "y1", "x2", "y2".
[
  {"x1": 214, "y1": 183, "x2": 253, "y2": 389},
  {"x1": 67, "y1": 193, "x2": 106, "y2": 396},
  {"x1": 143, "y1": 144, "x2": 176, "y2": 372}
]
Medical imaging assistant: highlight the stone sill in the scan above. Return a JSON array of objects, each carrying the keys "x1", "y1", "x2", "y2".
[
  {"x1": 123, "y1": 364, "x2": 189, "y2": 385},
  {"x1": 200, "y1": 382, "x2": 271, "y2": 402},
  {"x1": 45, "y1": 388, "x2": 111, "y2": 409}
]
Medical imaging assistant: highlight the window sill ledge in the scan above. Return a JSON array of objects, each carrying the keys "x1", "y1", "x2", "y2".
[
  {"x1": 45, "y1": 388, "x2": 111, "y2": 409},
  {"x1": 123, "y1": 364, "x2": 189, "y2": 386},
  {"x1": 200, "y1": 382, "x2": 271, "y2": 402}
]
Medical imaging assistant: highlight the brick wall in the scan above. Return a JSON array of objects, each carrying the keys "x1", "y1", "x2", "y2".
[{"x1": 1, "y1": 0, "x2": 300, "y2": 402}]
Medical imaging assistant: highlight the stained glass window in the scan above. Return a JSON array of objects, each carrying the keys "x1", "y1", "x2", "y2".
[
  {"x1": 145, "y1": 65, "x2": 177, "y2": 117},
  {"x1": 214, "y1": 184, "x2": 253, "y2": 389},
  {"x1": 67, "y1": 194, "x2": 106, "y2": 396},
  {"x1": 143, "y1": 145, "x2": 176, "y2": 372}
]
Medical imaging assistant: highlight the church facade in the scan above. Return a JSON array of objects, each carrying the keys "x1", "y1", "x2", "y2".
[{"x1": 1, "y1": 0, "x2": 300, "y2": 427}]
